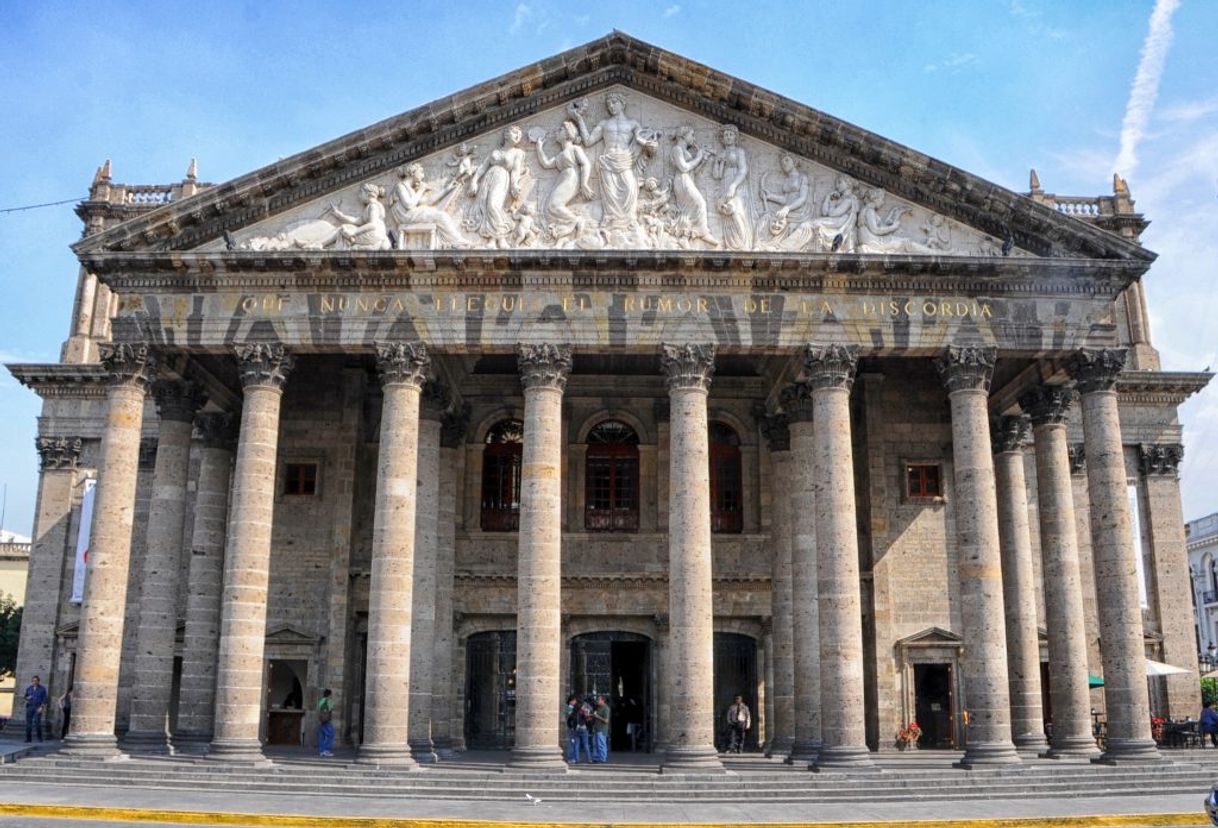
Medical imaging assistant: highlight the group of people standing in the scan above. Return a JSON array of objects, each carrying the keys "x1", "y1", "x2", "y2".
[{"x1": 565, "y1": 694, "x2": 611, "y2": 764}]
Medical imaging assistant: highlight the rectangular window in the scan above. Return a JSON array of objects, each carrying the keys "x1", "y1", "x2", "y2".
[
  {"x1": 905, "y1": 463, "x2": 942, "y2": 499},
  {"x1": 284, "y1": 463, "x2": 318, "y2": 496}
]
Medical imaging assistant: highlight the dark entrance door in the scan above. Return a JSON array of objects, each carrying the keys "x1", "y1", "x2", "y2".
[
  {"x1": 914, "y1": 663, "x2": 955, "y2": 748},
  {"x1": 713, "y1": 632, "x2": 758, "y2": 752},
  {"x1": 570, "y1": 632, "x2": 650, "y2": 752},
  {"x1": 464, "y1": 630, "x2": 517, "y2": 749}
]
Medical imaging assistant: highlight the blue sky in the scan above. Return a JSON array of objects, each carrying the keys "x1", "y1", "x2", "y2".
[{"x1": 1, "y1": 1, "x2": 1216, "y2": 533}]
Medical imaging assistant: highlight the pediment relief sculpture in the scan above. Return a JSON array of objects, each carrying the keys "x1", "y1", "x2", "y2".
[{"x1": 222, "y1": 88, "x2": 1028, "y2": 257}]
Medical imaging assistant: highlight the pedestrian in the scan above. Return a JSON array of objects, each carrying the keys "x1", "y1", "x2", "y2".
[
  {"x1": 592, "y1": 694, "x2": 611, "y2": 763},
  {"x1": 58, "y1": 688, "x2": 72, "y2": 740},
  {"x1": 317, "y1": 688, "x2": 335, "y2": 757},
  {"x1": 1202, "y1": 700, "x2": 1218, "y2": 748},
  {"x1": 726, "y1": 694, "x2": 751, "y2": 753},
  {"x1": 22, "y1": 675, "x2": 48, "y2": 743},
  {"x1": 565, "y1": 693, "x2": 592, "y2": 763}
]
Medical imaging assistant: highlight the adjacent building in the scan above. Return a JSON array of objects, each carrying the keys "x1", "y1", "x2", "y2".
[{"x1": 4, "y1": 34, "x2": 1208, "y2": 769}]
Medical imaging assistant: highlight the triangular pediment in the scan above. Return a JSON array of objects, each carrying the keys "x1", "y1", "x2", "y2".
[
  {"x1": 896, "y1": 626, "x2": 963, "y2": 648},
  {"x1": 265, "y1": 625, "x2": 321, "y2": 646},
  {"x1": 74, "y1": 32, "x2": 1152, "y2": 264}
]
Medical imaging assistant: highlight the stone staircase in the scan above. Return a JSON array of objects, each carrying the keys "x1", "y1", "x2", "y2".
[{"x1": 0, "y1": 750, "x2": 1215, "y2": 803}]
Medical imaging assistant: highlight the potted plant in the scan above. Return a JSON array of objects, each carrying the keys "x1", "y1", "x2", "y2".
[{"x1": 897, "y1": 721, "x2": 922, "y2": 750}]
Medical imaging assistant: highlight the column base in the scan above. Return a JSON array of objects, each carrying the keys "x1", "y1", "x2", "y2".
[
  {"x1": 409, "y1": 738, "x2": 439, "y2": 764},
  {"x1": 122, "y1": 729, "x2": 173, "y2": 754},
  {"x1": 785, "y1": 738, "x2": 821, "y2": 764},
  {"x1": 206, "y1": 738, "x2": 270, "y2": 765},
  {"x1": 955, "y1": 740, "x2": 1022, "y2": 767},
  {"x1": 1042, "y1": 734, "x2": 1100, "y2": 759},
  {"x1": 1012, "y1": 732, "x2": 1050, "y2": 754},
  {"x1": 507, "y1": 745, "x2": 568, "y2": 771},
  {"x1": 172, "y1": 730, "x2": 213, "y2": 749},
  {"x1": 661, "y1": 744, "x2": 724, "y2": 773},
  {"x1": 813, "y1": 745, "x2": 877, "y2": 772},
  {"x1": 765, "y1": 735, "x2": 794, "y2": 759},
  {"x1": 354, "y1": 744, "x2": 420, "y2": 768},
  {"x1": 433, "y1": 736, "x2": 457, "y2": 760},
  {"x1": 61, "y1": 733, "x2": 126, "y2": 759},
  {"x1": 1093, "y1": 738, "x2": 1164, "y2": 765}
]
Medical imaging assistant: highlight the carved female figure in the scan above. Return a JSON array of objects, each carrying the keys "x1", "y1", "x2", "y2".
[
  {"x1": 758, "y1": 154, "x2": 814, "y2": 251},
  {"x1": 856, "y1": 188, "x2": 922, "y2": 253},
  {"x1": 812, "y1": 174, "x2": 861, "y2": 252},
  {"x1": 534, "y1": 120, "x2": 594, "y2": 247},
  {"x1": 669, "y1": 125, "x2": 720, "y2": 247},
  {"x1": 323, "y1": 183, "x2": 392, "y2": 250},
  {"x1": 391, "y1": 163, "x2": 471, "y2": 249},
  {"x1": 467, "y1": 126, "x2": 531, "y2": 248},
  {"x1": 713, "y1": 124, "x2": 752, "y2": 250}
]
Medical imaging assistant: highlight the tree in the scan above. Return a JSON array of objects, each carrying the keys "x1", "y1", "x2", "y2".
[{"x1": 0, "y1": 594, "x2": 20, "y2": 679}]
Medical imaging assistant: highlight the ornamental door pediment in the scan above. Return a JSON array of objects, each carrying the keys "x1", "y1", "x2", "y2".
[{"x1": 205, "y1": 86, "x2": 1027, "y2": 259}]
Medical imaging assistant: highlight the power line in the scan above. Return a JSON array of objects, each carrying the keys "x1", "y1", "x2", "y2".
[{"x1": 0, "y1": 197, "x2": 84, "y2": 214}]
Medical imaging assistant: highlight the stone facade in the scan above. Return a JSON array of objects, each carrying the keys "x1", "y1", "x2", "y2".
[{"x1": 4, "y1": 35, "x2": 1209, "y2": 766}]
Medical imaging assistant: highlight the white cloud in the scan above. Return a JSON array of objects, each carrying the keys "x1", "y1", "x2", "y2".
[
  {"x1": 1157, "y1": 97, "x2": 1218, "y2": 124},
  {"x1": 1008, "y1": 0, "x2": 1067, "y2": 40},
  {"x1": 1114, "y1": 0, "x2": 1181, "y2": 178},
  {"x1": 663, "y1": 5, "x2": 681, "y2": 17},
  {"x1": 509, "y1": 3, "x2": 532, "y2": 35},
  {"x1": 924, "y1": 52, "x2": 977, "y2": 73}
]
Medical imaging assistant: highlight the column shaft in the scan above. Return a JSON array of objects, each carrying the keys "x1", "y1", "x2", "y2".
[
  {"x1": 209, "y1": 345, "x2": 292, "y2": 762},
  {"x1": 1068, "y1": 348, "x2": 1159, "y2": 763},
  {"x1": 660, "y1": 343, "x2": 723, "y2": 772},
  {"x1": 510, "y1": 344, "x2": 570, "y2": 770},
  {"x1": 65, "y1": 344, "x2": 154, "y2": 757},
  {"x1": 432, "y1": 418, "x2": 463, "y2": 758},
  {"x1": 991, "y1": 417, "x2": 1049, "y2": 754},
  {"x1": 359, "y1": 342, "x2": 428, "y2": 766},
  {"x1": 937, "y1": 346, "x2": 1019, "y2": 767},
  {"x1": 763, "y1": 417, "x2": 795, "y2": 758},
  {"x1": 806, "y1": 346, "x2": 872, "y2": 770},
  {"x1": 175, "y1": 414, "x2": 235, "y2": 745}
]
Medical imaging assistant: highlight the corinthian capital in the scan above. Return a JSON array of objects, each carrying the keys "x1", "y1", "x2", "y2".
[
  {"x1": 1066, "y1": 348, "x2": 1127, "y2": 394},
  {"x1": 153, "y1": 380, "x2": 207, "y2": 423},
  {"x1": 936, "y1": 345, "x2": 996, "y2": 393},
  {"x1": 778, "y1": 381, "x2": 814, "y2": 423},
  {"x1": 1139, "y1": 443, "x2": 1183, "y2": 477},
  {"x1": 660, "y1": 343, "x2": 715, "y2": 391},
  {"x1": 518, "y1": 343, "x2": 573, "y2": 390},
  {"x1": 35, "y1": 436, "x2": 83, "y2": 471},
  {"x1": 760, "y1": 413, "x2": 791, "y2": 452},
  {"x1": 99, "y1": 342, "x2": 156, "y2": 389},
  {"x1": 1019, "y1": 384, "x2": 1076, "y2": 427},
  {"x1": 195, "y1": 412, "x2": 237, "y2": 450},
  {"x1": 236, "y1": 343, "x2": 294, "y2": 389},
  {"x1": 804, "y1": 344, "x2": 859, "y2": 391},
  {"x1": 991, "y1": 415, "x2": 1030, "y2": 454},
  {"x1": 375, "y1": 341, "x2": 429, "y2": 389},
  {"x1": 420, "y1": 379, "x2": 450, "y2": 420}
]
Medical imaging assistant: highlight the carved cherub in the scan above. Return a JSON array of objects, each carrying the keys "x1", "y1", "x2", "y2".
[
  {"x1": 921, "y1": 214, "x2": 952, "y2": 251},
  {"x1": 512, "y1": 203, "x2": 540, "y2": 247},
  {"x1": 444, "y1": 142, "x2": 479, "y2": 187}
]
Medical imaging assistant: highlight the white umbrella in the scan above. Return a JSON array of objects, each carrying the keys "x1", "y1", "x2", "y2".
[{"x1": 1145, "y1": 659, "x2": 1194, "y2": 677}]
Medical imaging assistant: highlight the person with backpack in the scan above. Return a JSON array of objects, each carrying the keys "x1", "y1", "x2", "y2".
[
  {"x1": 317, "y1": 688, "x2": 335, "y2": 757},
  {"x1": 565, "y1": 693, "x2": 592, "y2": 763}
]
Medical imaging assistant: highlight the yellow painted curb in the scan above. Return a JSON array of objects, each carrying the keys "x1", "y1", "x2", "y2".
[{"x1": 0, "y1": 803, "x2": 1208, "y2": 828}]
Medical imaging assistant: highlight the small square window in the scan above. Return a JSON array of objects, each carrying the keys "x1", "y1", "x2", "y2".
[
  {"x1": 905, "y1": 463, "x2": 942, "y2": 499},
  {"x1": 284, "y1": 463, "x2": 318, "y2": 496}
]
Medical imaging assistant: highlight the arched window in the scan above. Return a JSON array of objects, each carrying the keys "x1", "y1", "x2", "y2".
[
  {"x1": 481, "y1": 419, "x2": 523, "y2": 531},
  {"x1": 709, "y1": 422, "x2": 743, "y2": 534},
  {"x1": 585, "y1": 420, "x2": 639, "y2": 532}
]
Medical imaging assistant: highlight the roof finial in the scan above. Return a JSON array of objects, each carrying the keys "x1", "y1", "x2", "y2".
[
  {"x1": 93, "y1": 159, "x2": 112, "y2": 186},
  {"x1": 185, "y1": 158, "x2": 198, "y2": 181},
  {"x1": 1113, "y1": 173, "x2": 1129, "y2": 195},
  {"x1": 1029, "y1": 168, "x2": 1041, "y2": 194}
]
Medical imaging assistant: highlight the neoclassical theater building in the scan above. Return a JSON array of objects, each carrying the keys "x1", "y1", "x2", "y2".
[{"x1": 7, "y1": 34, "x2": 1209, "y2": 771}]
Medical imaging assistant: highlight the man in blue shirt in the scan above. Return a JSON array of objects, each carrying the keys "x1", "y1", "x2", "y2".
[{"x1": 23, "y1": 675, "x2": 48, "y2": 743}]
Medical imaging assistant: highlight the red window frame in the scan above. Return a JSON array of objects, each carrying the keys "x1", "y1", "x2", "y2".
[
  {"x1": 709, "y1": 423, "x2": 743, "y2": 534},
  {"x1": 905, "y1": 463, "x2": 942, "y2": 499},
  {"x1": 585, "y1": 421, "x2": 639, "y2": 532},
  {"x1": 481, "y1": 421, "x2": 523, "y2": 531},
  {"x1": 283, "y1": 463, "x2": 318, "y2": 496}
]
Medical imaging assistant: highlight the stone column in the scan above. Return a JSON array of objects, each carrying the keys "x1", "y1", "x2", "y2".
[
  {"x1": 358, "y1": 342, "x2": 429, "y2": 767},
  {"x1": 510, "y1": 343, "x2": 571, "y2": 771},
  {"x1": 174, "y1": 412, "x2": 236, "y2": 746},
  {"x1": 408, "y1": 381, "x2": 447, "y2": 764},
  {"x1": 432, "y1": 406, "x2": 467, "y2": 759},
  {"x1": 660, "y1": 343, "x2": 723, "y2": 772},
  {"x1": 805, "y1": 345, "x2": 872, "y2": 770},
  {"x1": 1021, "y1": 386, "x2": 1098, "y2": 758},
  {"x1": 125, "y1": 380, "x2": 206, "y2": 752},
  {"x1": 780, "y1": 381, "x2": 821, "y2": 764},
  {"x1": 208, "y1": 344, "x2": 293, "y2": 763},
  {"x1": 935, "y1": 345, "x2": 1020, "y2": 767},
  {"x1": 762, "y1": 415, "x2": 795, "y2": 758},
  {"x1": 990, "y1": 415, "x2": 1049, "y2": 754},
  {"x1": 1066, "y1": 348, "x2": 1160, "y2": 763},
  {"x1": 3, "y1": 437, "x2": 82, "y2": 739},
  {"x1": 64, "y1": 343, "x2": 155, "y2": 757}
]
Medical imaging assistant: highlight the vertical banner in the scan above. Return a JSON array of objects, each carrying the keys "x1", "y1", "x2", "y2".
[
  {"x1": 69, "y1": 478, "x2": 96, "y2": 604},
  {"x1": 1127, "y1": 482, "x2": 1148, "y2": 609}
]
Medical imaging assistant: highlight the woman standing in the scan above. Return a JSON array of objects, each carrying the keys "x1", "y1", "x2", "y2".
[
  {"x1": 468, "y1": 126, "x2": 530, "y2": 248},
  {"x1": 669, "y1": 125, "x2": 720, "y2": 247}
]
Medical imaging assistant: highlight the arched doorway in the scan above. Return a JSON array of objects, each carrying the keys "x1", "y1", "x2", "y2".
[
  {"x1": 570, "y1": 632, "x2": 651, "y2": 752},
  {"x1": 714, "y1": 632, "x2": 759, "y2": 752},
  {"x1": 464, "y1": 630, "x2": 517, "y2": 749}
]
